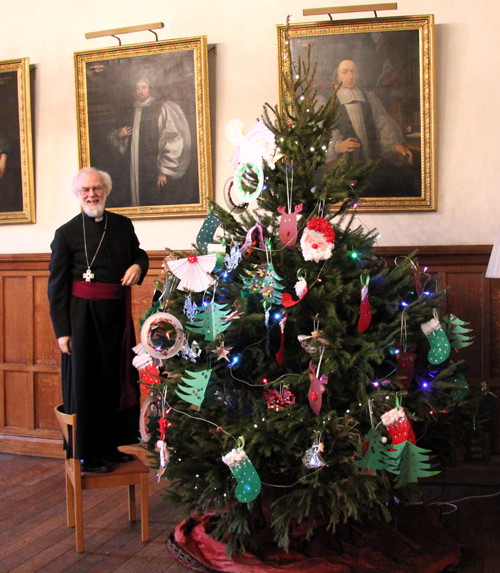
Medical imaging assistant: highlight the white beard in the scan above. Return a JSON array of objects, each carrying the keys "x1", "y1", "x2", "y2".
[{"x1": 81, "y1": 202, "x2": 105, "y2": 219}]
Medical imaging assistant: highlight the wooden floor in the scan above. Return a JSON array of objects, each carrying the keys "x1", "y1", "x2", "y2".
[{"x1": 0, "y1": 452, "x2": 499, "y2": 572}]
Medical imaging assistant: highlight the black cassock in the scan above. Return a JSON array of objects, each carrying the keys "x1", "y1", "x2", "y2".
[{"x1": 48, "y1": 211, "x2": 148, "y2": 460}]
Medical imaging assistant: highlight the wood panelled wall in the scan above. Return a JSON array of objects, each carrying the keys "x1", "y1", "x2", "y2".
[{"x1": 0, "y1": 246, "x2": 498, "y2": 459}]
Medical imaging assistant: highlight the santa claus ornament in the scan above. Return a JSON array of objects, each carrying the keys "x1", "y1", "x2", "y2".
[{"x1": 300, "y1": 217, "x2": 335, "y2": 262}]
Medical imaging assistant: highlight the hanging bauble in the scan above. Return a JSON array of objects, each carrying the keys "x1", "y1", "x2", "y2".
[
  {"x1": 140, "y1": 312, "x2": 185, "y2": 360},
  {"x1": 223, "y1": 177, "x2": 248, "y2": 214},
  {"x1": 232, "y1": 162, "x2": 264, "y2": 204},
  {"x1": 302, "y1": 433, "x2": 326, "y2": 469}
]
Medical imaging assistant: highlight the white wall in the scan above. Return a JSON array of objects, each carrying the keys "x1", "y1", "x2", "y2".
[{"x1": 0, "y1": 0, "x2": 498, "y2": 253}]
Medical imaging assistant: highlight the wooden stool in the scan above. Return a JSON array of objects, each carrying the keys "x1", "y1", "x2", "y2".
[{"x1": 54, "y1": 405, "x2": 149, "y2": 552}]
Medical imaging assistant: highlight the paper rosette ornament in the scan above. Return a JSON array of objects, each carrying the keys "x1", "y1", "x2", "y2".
[
  {"x1": 300, "y1": 217, "x2": 335, "y2": 262},
  {"x1": 222, "y1": 439, "x2": 262, "y2": 503},
  {"x1": 140, "y1": 312, "x2": 185, "y2": 360},
  {"x1": 167, "y1": 254, "x2": 216, "y2": 292}
]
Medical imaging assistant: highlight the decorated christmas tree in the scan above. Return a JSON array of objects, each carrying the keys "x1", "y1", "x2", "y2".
[{"x1": 134, "y1": 52, "x2": 471, "y2": 565}]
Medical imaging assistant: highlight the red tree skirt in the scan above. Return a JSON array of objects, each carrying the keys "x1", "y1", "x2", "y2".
[{"x1": 166, "y1": 506, "x2": 461, "y2": 572}]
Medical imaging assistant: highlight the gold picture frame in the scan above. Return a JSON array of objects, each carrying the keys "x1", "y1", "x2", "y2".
[
  {"x1": 0, "y1": 57, "x2": 35, "y2": 224},
  {"x1": 74, "y1": 36, "x2": 213, "y2": 219},
  {"x1": 277, "y1": 15, "x2": 436, "y2": 211}
]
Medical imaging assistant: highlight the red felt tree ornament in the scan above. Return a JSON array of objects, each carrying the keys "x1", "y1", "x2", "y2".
[
  {"x1": 381, "y1": 401, "x2": 416, "y2": 447},
  {"x1": 357, "y1": 274, "x2": 372, "y2": 333}
]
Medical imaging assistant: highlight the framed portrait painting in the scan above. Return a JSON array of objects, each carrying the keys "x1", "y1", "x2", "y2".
[
  {"x1": 277, "y1": 15, "x2": 436, "y2": 211},
  {"x1": 74, "y1": 36, "x2": 213, "y2": 219},
  {"x1": 0, "y1": 57, "x2": 35, "y2": 224}
]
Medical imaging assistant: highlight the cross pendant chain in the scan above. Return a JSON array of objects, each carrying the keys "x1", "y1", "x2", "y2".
[
  {"x1": 83, "y1": 268, "x2": 94, "y2": 282},
  {"x1": 82, "y1": 212, "x2": 107, "y2": 284}
]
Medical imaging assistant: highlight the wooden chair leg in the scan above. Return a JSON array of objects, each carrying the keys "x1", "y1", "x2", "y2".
[
  {"x1": 65, "y1": 473, "x2": 75, "y2": 528},
  {"x1": 74, "y1": 479, "x2": 84, "y2": 552},
  {"x1": 140, "y1": 473, "x2": 149, "y2": 542},
  {"x1": 128, "y1": 485, "x2": 136, "y2": 522}
]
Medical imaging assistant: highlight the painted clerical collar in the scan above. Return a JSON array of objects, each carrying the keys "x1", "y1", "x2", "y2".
[
  {"x1": 135, "y1": 96, "x2": 154, "y2": 108},
  {"x1": 337, "y1": 87, "x2": 366, "y2": 105}
]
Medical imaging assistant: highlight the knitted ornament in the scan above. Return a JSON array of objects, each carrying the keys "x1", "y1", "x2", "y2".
[{"x1": 300, "y1": 217, "x2": 335, "y2": 262}]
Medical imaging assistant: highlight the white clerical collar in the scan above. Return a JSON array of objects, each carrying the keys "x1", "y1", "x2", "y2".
[
  {"x1": 135, "y1": 96, "x2": 154, "y2": 108},
  {"x1": 337, "y1": 87, "x2": 366, "y2": 104}
]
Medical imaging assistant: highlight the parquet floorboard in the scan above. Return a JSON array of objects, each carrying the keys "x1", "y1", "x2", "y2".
[{"x1": 1, "y1": 452, "x2": 500, "y2": 572}]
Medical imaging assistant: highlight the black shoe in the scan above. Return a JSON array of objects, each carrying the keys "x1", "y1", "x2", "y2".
[
  {"x1": 102, "y1": 450, "x2": 135, "y2": 464},
  {"x1": 80, "y1": 459, "x2": 114, "y2": 473}
]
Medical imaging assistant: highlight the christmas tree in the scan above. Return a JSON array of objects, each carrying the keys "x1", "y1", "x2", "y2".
[{"x1": 134, "y1": 52, "x2": 471, "y2": 561}]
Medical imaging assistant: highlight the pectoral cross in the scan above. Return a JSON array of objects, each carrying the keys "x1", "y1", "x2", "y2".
[{"x1": 83, "y1": 268, "x2": 94, "y2": 282}]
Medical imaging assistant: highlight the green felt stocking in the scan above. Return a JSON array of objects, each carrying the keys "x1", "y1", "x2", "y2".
[
  {"x1": 222, "y1": 444, "x2": 261, "y2": 503},
  {"x1": 421, "y1": 316, "x2": 451, "y2": 365}
]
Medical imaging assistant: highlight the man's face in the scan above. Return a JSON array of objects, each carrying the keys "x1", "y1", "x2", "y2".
[
  {"x1": 337, "y1": 60, "x2": 358, "y2": 89},
  {"x1": 77, "y1": 171, "x2": 108, "y2": 218},
  {"x1": 136, "y1": 80, "x2": 150, "y2": 103}
]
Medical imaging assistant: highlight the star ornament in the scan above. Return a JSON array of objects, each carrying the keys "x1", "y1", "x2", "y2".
[{"x1": 212, "y1": 341, "x2": 233, "y2": 361}]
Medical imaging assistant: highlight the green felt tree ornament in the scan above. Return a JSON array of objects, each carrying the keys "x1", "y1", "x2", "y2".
[
  {"x1": 187, "y1": 301, "x2": 232, "y2": 341},
  {"x1": 241, "y1": 262, "x2": 285, "y2": 305},
  {"x1": 353, "y1": 427, "x2": 397, "y2": 475},
  {"x1": 442, "y1": 314, "x2": 474, "y2": 351},
  {"x1": 387, "y1": 441, "x2": 440, "y2": 488},
  {"x1": 175, "y1": 369, "x2": 213, "y2": 410}
]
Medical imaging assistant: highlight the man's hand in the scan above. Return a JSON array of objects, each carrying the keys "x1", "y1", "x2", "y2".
[
  {"x1": 121, "y1": 263, "x2": 142, "y2": 286},
  {"x1": 336, "y1": 137, "x2": 361, "y2": 153},
  {"x1": 58, "y1": 336, "x2": 71, "y2": 355},
  {"x1": 394, "y1": 144, "x2": 413, "y2": 165},
  {"x1": 118, "y1": 126, "x2": 133, "y2": 139},
  {"x1": 0, "y1": 153, "x2": 7, "y2": 179},
  {"x1": 157, "y1": 174, "x2": 167, "y2": 187}
]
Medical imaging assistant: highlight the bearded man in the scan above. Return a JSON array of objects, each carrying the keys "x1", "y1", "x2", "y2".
[{"x1": 48, "y1": 167, "x2": 149, "y2": 472}]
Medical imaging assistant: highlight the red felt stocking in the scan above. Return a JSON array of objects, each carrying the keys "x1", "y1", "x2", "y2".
[
  {"x1": 381, "y1": 407, "x2": 416, "y2": 446},
  {"x1": 358, "y1": 276, "x2": 372, "y2": 333}
]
